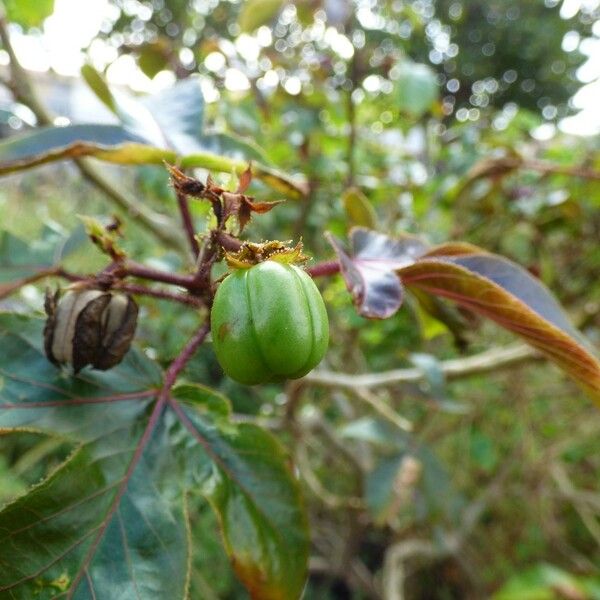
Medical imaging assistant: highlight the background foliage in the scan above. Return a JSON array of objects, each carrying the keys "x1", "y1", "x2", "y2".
[{"x1": 0, "y1": 0, "x2": 599, "y2": 598}]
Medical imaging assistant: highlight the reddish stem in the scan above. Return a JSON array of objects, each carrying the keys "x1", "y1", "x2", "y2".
[
  {"x1": 162, "y1": 321, "x2": 211, "y2": 391},
  {"x1": 112, "y1": 283, "x2": 205, "y2": 307},
  {"x1": 122, "y1": 261, "x2": 198, "y2": 290},
  {"x1": 215, "y1": 230, "x2": 243, "y2": 252},
  {"x1": 307, "y1": 260, "x2": 340, "y2": 278},
  {"x1": 176, "y1": 191, "x2": 200, "y2": 258}
]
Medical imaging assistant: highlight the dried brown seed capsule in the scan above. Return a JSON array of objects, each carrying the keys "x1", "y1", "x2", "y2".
[{"x1": 44, "y1": 288, "x2": 138, "y2": 372}]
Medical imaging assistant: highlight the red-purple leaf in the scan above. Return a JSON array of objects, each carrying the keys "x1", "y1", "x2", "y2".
[
  {"x1": 326, "y1": 228, "x2": 428, "y2": 319},
  {"x1": 400, "y1": 254, "x2": 600, "y2": 405}
]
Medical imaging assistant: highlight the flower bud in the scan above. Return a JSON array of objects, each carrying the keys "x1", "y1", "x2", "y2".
[{"x1": 44, "y1": 288, "x2": 138, "y2": 372}]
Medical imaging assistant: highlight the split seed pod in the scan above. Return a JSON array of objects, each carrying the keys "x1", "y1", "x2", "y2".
[{"x1": 44, "y1": 288, "x2": 138, "y2": 372}]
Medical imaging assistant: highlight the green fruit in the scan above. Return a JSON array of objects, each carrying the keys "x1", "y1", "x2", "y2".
[{"x1": 211, "y1": 261, "x2": 329, "y2": 385}]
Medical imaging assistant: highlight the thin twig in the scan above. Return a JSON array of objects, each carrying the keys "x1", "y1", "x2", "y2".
[
  {"x1": 162, "y1": 322, "x2": 211, "y2": 392},
  {"x1": 520, "y1": 158, "x2": 600, "y2": 181},
  {"x1": 352, "y1": 387, "x2": 413, "y2": 431},
  {"x1": 551, "y1": 462, "x2": 600, "y2": 547},
  {"x1": 0, "y1": 266, "x2": 64, "y2": 300},
  {"x1": 304, "y1": 343, "x2": 539, "y2": 389},
  {"x1": 382, "y1": 460, "x2": 514, "y2": 599},
  {"x1": 296, "y1": 443, "x2": 365, "y2": 510},
  {"x1": 122, "y1": 261, "x2": 198, "y2": 290},
  {"x1": 307, "y1": 260, "x2": 340, "y2": 278},
  {"x1": 175, "y1": 191, "x2": 200, "y2": 258},
  {"x1": 112, "y1": 282, "x2": 205, "y2": 307}
]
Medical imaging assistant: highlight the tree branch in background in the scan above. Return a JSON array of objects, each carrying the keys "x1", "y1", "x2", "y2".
[
  {"x1": 382, "y1": 461, "x2": 514, "y2": 599},
  {"x1": 352, "y1": 387, "x2": 413, "y2": 431},
  {"x1": 0, "y1": 10, "x2": 187, "y2": 254},
  {"x1": 465, "y1": 155, "x2": 600, "y2": 185},
  {"x1": 304, "y1": 343, "x2": 540, "y2": 389}
]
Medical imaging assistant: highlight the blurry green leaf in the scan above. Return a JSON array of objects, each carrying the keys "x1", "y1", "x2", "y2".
[
  {"x1": 339, "y1": 417, "x2": 408, "y2": 450},
  {"x1": 410, "y1": 287, "x2": 470, "y2": 345},
  {"x1": 141, "y1": 77, "x2": 205, "y2": 153},
  {"x1": 350, "y1": 422, "x2": 461, "y2": 523},
  {"x1": 0, "y1": 231, "x2": 54, "y2": 283},
  {"x1": 0, "y1": 228, "x2": 86, "y2": 300},
  {"x1": 0, "y1": 123, "x2": 175, "y2": 173},
  {"x1": 469, "y1": 430, "x2": 498, "y2": 472},
  {"x1": 0, "y1": 75, "x2": 307, "y2": 197},
  {"x1": 395, "y1": 60, "x2": 439, "y2": 118},
  {"x1": 365, "y1": 453, "x2": 404, "y2": 522},
  {"x1": 3, "y1": 0, "x2": 54, "y2": 27},
  {"x1": 342, "y1": 187, "x2": 378, "y2": 229},
  {"x1": 238, "y1": 0, "x2": 284, "y2": 32},
  {"x1": 493, "y1": 563, "x2": 596, "y2": 600},
  {"x1": 138, "y1": 38, "x2": 171, "y2": 79},
  {"x1": 80, "y1": 64, "x2": 116, "y2": 113},
  {"x1": 0, "y1": 125, "x2": 306, "y2": 197}
]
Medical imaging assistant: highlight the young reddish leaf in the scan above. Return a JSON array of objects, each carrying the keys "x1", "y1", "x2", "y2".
[
  {"x1": 237, "y1": 164, "x2": 253, "y2": 193},
  {"x1": 400, "y1": 254, "x2": 600, "y2": 405},
  {"x1": 326, "y1": 228, "x2": 428, "y2": 319},
  {"x1": 423, "y1": 241, "x2": 483, "y2": 257},
  {"x1": 235, "y1": 196, "x2": 284, "y2": 232}
]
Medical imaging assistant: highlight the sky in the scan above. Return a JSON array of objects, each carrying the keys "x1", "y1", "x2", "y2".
[{"x1": 2, "y1": 0, "x2": 600, "y2": 136}]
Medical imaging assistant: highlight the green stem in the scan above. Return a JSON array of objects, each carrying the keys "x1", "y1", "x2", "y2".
[{"x1": 180, "y1": 152, "x2": 308, "y2": 200}]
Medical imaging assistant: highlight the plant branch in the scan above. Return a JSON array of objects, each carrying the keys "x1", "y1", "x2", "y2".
[
  {"x1": 295, "y1": 443, "x2": 364, "y2": 511},
  {"x1": 175, "y1": 191, "x2": 200, "y2": 258},
  {"x1": 0, "y1": 9, "x2": 53, "y2": 125},
  {"x1": 520, "y1": 158, "x2": 600, "y2": 181},
  {"x1": 382, "y1": 461, "x2": 513, "y2": 600},
  {"x1": 551, "y1": 462, "x2": 600, "y2": 547},
  {"x1": 121, "y1": 261, "x2": 198, "y2": 290},
  {"x1": 0, "y1": 266, "x2": 66, "y2": 300},
  {"x1": 304, "y1": 343, "x2": 539, "y2": 388},
  {"x1": 112, "y1": 282, "x2": 205, "y2": 307},
  {"x1": 162, "y1": 321, "x2": 211, "y2": 392},
  {"x1": 307, "y1": 260, "x2": 340, "y2": 278},
  {"x1": 352, "y1": 387, "x2": 413, "y2": 431}
]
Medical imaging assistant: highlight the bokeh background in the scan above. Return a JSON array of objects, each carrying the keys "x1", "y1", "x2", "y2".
[{"x1": 0, "y1": 1, "x2": 599, "y2": 598}]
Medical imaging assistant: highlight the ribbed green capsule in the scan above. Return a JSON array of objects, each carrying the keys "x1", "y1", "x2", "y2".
[{"x1": 210, "y1": 261, "x2": 329, "y2": 385}]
